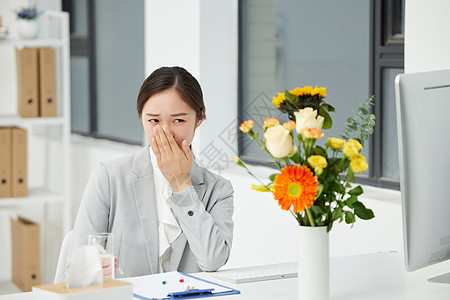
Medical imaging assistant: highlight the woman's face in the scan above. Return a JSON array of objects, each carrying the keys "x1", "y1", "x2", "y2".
[{"x1": 141, "y1": 89, "x2": 203, "y2": 149}]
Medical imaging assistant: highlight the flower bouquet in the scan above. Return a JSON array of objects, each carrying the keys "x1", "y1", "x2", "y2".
[
  {"x1": 236, "y1": 86, "x2": 376, "y2": 299},
  {"x1": 235, "y1": 86, "x2": 376, "y2": 232}
]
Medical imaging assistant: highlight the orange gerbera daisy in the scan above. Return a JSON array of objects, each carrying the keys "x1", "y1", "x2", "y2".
[{"x1": 273, "y1": 165, "x2": 319, "y2": 213}]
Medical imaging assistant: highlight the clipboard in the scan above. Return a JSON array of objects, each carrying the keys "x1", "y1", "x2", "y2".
[{"x1": 120, "y1": 271, "x2": 240, "y2": 299}]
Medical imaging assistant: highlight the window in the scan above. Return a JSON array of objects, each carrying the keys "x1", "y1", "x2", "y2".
[
  {"x1": 238, "y1": 0, "x2": 404, "y2": 189},
  {"x1": 62, "y1": 0, "x2": 145, "y2": 145}
]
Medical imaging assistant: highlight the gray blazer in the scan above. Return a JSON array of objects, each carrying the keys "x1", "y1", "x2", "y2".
[{"x1": 68, "y1": 146, "x2": 234, "y2": 278}]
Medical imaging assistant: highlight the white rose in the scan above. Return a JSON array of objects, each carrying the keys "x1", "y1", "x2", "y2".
[
  {"x1": 294, "y1": 107, "x2": 324, "y2": 134},
  {"x1": 264, "y1": 125, "x2": 294, "y2": 158}
]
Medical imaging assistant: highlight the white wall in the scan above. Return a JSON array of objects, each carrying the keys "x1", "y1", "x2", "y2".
[
  {"x1": 405, "y1": 0, "x2": 450, "y2": 73},
  {"x1": 146, "y1": 0, "x2": 238, "y2": 169}
]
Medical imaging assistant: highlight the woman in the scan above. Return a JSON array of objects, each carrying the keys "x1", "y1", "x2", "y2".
[{"x1": 68, "y1": 66, "x2": 234, "y2": 278}]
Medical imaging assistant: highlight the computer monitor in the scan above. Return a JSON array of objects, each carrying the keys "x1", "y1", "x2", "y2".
[{"x1": 395, "y1": 68, "x2": 450, "y2": 283}]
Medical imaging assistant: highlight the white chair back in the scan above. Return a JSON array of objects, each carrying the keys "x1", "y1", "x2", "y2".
[{"x1": 54, "y1": 230, "x2": 73, "y2": 283}]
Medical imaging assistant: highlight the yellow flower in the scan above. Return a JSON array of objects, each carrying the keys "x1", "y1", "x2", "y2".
[
  {"x1": 301, "y1": 127, "x2": 325, "y2": 140},
  {"x1": 328, "y1": 137, "x2": 345, "y2": 150},
  {"x1": 343, "y1": 141, "x2": 359, "y2": 159},
  {"x1": 263, "y1": 118, "x2": 280, "y2": 129},
  {"x1": 307, "y1": 155, "x2": 328, "y2": 176},
  {"x1": 239, "y1": 120, "x2": 254, "y2": 133},
  {"x1": 350, "y1": 154, "x2": 368, "y2": 174},
  {"x1": 311, "y1": 85, "x2": 327, "y2": 99},
  {"x1": 282, "y1": 121, "x2": 296, "y2": 132},
  {"x1": 307, "y1": 155, "x2": 328, "y2": 169},
  {"x1": 349, "y1": 139, "x2": 363, "y2": 151},
  {"x1": 272, "y1": 92, "x2": 286, "y2": 108},
  {"x1": 289, "y1": 87, "x2": 303, "y2": 96},
  {"x1": 251, "y1": 184, "x2": 274, "y2": 192},
  {"x1": 302, "y1": 86, "x2": 313, "y2": 95}
]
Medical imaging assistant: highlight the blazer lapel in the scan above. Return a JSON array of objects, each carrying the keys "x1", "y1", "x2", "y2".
[
  {"x1": 131, "y1": 146, "x2": 159, "y2": 274},
  {"x1": 170, "y1": 160, "x2": 206, "y2": 270}
]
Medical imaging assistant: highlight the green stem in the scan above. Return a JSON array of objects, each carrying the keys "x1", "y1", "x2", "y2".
[{"x1": 305, "y1": 208, "x2": 316, "y2": 227}]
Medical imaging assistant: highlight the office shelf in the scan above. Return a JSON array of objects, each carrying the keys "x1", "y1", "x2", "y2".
[
  {"x1": 0, "y1": 188, "x2": 63, "y2": 207},
  {"x1": 0, "y1": 115, "x2": 64, "y2": 127},
  {"x1": 0, "y1": 38, "x2": 64, "y2": 48},
  {"x1": 0, "y1": 11, "x2": 71, "y2": 233},
  {"x1": 0, "y1": 10, "x2": 71, "y2": 285}
]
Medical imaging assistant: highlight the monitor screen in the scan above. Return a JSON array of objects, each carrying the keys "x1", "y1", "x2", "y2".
[{"x1": 395, "y1": 69, "x2": 450, "y2": 282}]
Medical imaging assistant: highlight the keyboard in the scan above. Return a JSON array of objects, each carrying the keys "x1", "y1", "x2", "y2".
[{"x1": 212, "y1": 263, "x2": 297, "y2": 284}]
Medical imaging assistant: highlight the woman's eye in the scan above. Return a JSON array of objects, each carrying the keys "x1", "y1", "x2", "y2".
[
  {"x1": 148, "y1": 119, "x2": 158, "y2": 123},
  {"x1": 174, "y1": 119, "x2": 185, "y2": 123}
]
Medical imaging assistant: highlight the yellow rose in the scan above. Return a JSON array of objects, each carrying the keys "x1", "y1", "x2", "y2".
[
  {"x1": 307, "y1": 155, "x2": 328, "y2": 169},
  {"x1": 350, "y1": 154, "x2": 368, "y2": 174},
  {"x1": 349, "y1": 139, "x2": 363, "y2": 151},
  {"x1": 328, "y1": 137, "x2": 345, "y2": 150},
  {"x1": 264, "y1": 125, "x2": 295, "y2": 158},
  {"x1": 294, "y1": 107, "x2": 324, "y2": 134},
  {"x1": 343, "y1": 141, "x2": 359, "y2": 159}
]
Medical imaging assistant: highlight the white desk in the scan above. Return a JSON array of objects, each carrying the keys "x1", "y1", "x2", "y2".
[{"x1": 2, "y1": 252, "x2": 450, "y2": 299}]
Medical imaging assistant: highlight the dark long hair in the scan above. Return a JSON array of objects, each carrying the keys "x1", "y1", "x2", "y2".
[{"x1": 137, "y1": 66, "x2": 205, "y2": 121}]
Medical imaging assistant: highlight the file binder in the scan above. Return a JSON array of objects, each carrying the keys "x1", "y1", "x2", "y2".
[
  {"x1": 11, "y1": 216, "x2": 41, "y2": 292},
  {"x1": 120, "y1": 271, "x2": 240, "y2": 300},
  {"x1": 11, "y1": 127, "x2": 28, "y2": 197},
  {"x1": 0, "y1": 127, "x2": 12, "y2": 198},
  {"x1": 16, "y1": 47, "x2": 39, "y2": 118},
  {"x1": 38, "y1": 48, "x2": 57, "y2": 117}
]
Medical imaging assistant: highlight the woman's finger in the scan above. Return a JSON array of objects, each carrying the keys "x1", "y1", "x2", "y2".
[
  {"x1": 154, "y1": 125, "x2": 170, "y2": 157},
  {"x1": 182, "y1": 140, "x2": 193, "y2": 160},
  {"x1": 163, "y1": 127, "x2": 183, "y2": 154},
  {"x1": 159, "y1": 125, "x2": 175, "y2": 154}
]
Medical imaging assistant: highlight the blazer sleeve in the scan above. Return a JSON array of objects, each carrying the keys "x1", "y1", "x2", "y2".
[{"x1": 167, "y1": 178, "x2": 234, "y2": 272}]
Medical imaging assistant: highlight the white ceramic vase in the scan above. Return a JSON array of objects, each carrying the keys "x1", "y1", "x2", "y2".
[
  {"x1": 298, "y1": 226, "x2": 329, "y2": 300},
  {"x1": 16, "y1": 19, "x2": 39, "y2": 39}
]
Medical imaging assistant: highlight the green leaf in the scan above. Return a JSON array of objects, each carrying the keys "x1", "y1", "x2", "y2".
[
  {"x1": 269, "y1": 173, "x2": 277, "y2": 182},
  {"x1": 318, "y1": 107, "x2": 332, "y2": 129},
  {"x1": 316, "y1": 183, "x2": 324, "y2": 198},
  {"x1": 311, "y1": 204, "x2": 326, "y2": 216},
  {"x1": 313, "y1": 146, "x2": 327, "y2": 156},
  {"x1": 347, "y1": 117, "x2": 358, "y2": 126},
  {"x1": 345, "y1": 211, "x2": 356, "y2": 224},
  {"x1": 321, "y1": 102, "x2": 335, "y2": 112},
  {"x1": 331, "y1": 207, "x2": 343, "y2": 222},
  {"x1": 348, "y1": 185, "x2": 363, "y2": 196},
  {"x1": 284, "y1": 89, "x2": 297, "y2": 101},
  {"x1": 353, "y1": 201, "x2": 375, "y2": 220},
  {"x1": 345, "y1": 195, "x2": 358, "y2": 208},
  {"x1": 358, "y1": 107, "x2": 369, "y2": 115}
]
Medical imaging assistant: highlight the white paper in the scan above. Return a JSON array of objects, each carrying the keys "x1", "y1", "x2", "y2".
[{"x1": 120, "y1": 271, "x2": 232, "y2": 299}]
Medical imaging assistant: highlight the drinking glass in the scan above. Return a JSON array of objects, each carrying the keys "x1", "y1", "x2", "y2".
[{"x1": 88, "y1": 232, "x2": 115, "y2": 279}]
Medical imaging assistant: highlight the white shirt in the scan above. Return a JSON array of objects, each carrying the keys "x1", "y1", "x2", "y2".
[{"x1": 149, "y1": 147, "x2": 181, "y2": 272}]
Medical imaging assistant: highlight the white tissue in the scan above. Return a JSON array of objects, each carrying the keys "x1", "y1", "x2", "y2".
[{"x1": 67, "y1": 245, "x2": 103, "y2": 288}]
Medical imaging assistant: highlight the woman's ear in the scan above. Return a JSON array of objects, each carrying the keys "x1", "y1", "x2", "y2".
[{"x1": 195, "y1": 109, "x2": 206, "y2": 129}]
